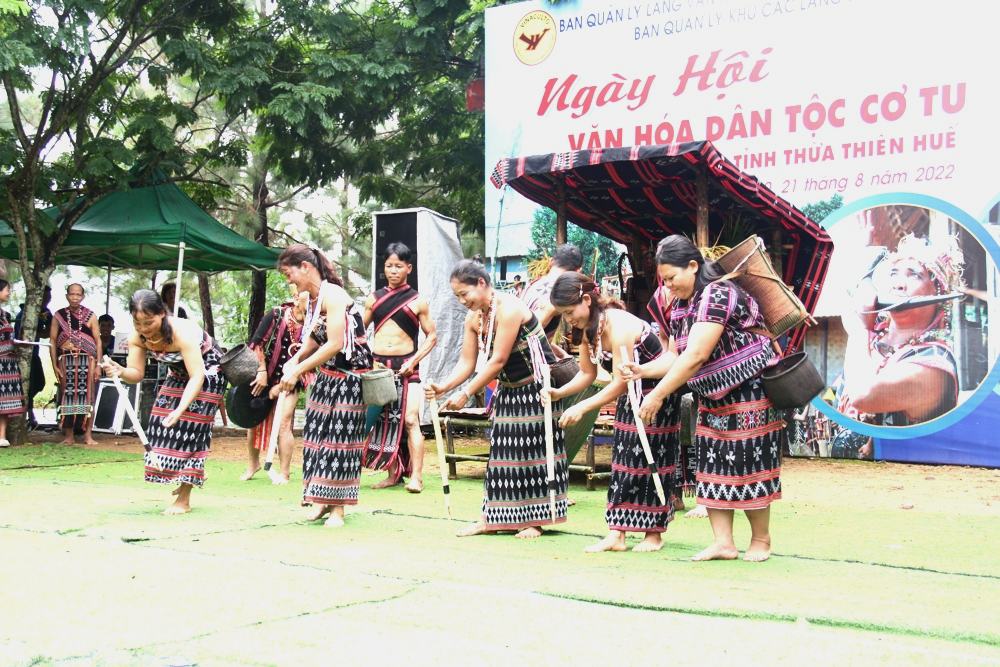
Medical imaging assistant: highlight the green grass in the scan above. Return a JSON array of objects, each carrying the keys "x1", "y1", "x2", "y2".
[{"x1": 1, "y1": 444, "x2": 998, "y2": 665}]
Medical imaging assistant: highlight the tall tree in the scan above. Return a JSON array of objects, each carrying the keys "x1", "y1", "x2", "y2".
[
  {"x1": 0, "y1": 0, "x2": 247, "y2": 441},
  {"x1": 527, "y1": 208, "x2": 623, "y2": 282}
]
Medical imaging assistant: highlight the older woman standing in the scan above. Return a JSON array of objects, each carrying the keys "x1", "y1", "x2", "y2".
[
  {"x1": 625, "y1": 236, "x2": 783, "y2": 562},
  {"x1": 50, "y1": 283, "x2": 102, "y2": 445},
  {"x1": 425, "y1": 260, "x2": 569, "y2": 539},
  {"x1": 101, "y1": 290, "x2": 226, "y2": 514},
  {"x1": 550, "y1": 271, "x2": 680, "y2": 553},
  {"x1": 277, "y1": 244, "x2": 372, "y2": 528}
]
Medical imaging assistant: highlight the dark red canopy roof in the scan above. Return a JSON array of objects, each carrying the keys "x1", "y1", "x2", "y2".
[{"x1": 490, "y1": 141, "x2": 833, "y2": 334}]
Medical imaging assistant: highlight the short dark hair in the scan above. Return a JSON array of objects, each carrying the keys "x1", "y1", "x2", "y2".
[
  {"x1": 0, "y1": 279, "x2": 9, "y2": 292},
  {"x1": 385, "y1": 242, "x2": 412, "y2": 263},
  {"x1": 98, "y1": 314, "x2": 115, "y2": 325},
  {"x1": 450, "y1": 259, "x2": 491, "y2": 287},
  {"x1": 552, "y1": 243, "x2": 583, "y2": 270}
]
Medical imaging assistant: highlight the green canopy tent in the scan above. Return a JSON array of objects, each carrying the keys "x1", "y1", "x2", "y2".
[{"x1": 0, "y1": 180, "x2": 280, "y2": 315}]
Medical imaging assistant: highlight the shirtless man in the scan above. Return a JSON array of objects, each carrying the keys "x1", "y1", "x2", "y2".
[
  {"x1": 520, "y1": 243, "x2": 583, "y2": 354},
  {"x1": 362, "y1": 242, "x2": 438, "y2": 492}
]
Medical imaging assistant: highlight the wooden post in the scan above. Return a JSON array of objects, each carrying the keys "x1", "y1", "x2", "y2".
[
  {"x1": 696, "y1": 168, "x2": 709, "y2": 248},
  {"x1": 556, "y1": 178, "x2": 567, "y2": 245},
  {"x1": 771, "y1": 227, "x2": 784, "y2": 276}
]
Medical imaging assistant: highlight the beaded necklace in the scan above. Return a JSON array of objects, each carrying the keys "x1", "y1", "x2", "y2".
[{"x1": 477, "y1": 291, "x2": 496, "y2": 368}]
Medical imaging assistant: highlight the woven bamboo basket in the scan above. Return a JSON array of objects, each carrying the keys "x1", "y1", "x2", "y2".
[{"x1": 715, "y1": 235, "x2": 813, "y2": 338}]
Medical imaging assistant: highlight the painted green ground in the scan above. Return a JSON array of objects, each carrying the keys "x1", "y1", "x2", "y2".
[{"x1": 1, "y1": 443, "x2": 999, "y2": 666}]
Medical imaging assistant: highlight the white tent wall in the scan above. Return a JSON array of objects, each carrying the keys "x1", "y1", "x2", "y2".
[{"x1": 371, "y1": 208, "x2": 467, "y2": 423}]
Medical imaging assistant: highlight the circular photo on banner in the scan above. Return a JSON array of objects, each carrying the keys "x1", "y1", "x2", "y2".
[{"x1": 797, "y1": 203, "x2": 998, "y2": 453}]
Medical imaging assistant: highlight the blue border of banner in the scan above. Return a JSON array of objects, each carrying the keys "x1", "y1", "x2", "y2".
[{"x1": 809, "y1": 193, "x2": 1000, "y2": 440}]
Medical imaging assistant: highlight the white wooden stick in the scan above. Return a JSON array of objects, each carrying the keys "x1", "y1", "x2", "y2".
[
  {"x1": 103, "y1": 356, "x2": 163, "y2": 472},
  {"x1": 427, "y1": 396, "x2": 452, "y2": 519},
  {"x1": 263, "y1": 390, "x2": 286, "y2": 477},
  {"x1": 620, "y1": 345, "x2": 666, "y2": 505},
  {"x1": 541, "y1": 364, "x2": 557, "y2": 524}
]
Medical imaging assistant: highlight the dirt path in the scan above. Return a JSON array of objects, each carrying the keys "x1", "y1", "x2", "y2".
[{"x1": 40, "y1": 428, "x2": 1000, "y2": 517}]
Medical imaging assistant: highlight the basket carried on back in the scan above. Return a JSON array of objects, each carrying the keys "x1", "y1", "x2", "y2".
[{"x1": 715, "y1": 235, "x2": 814, "y2": 338}]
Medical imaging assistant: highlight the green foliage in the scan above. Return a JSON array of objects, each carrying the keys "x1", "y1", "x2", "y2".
[
  {"x1": 526, "y1": 208, "x2": 624, "y2": 282},
  {"x1": 210, "y1": 269, "x2": 288, "y2": 347},
  {"x1": 801, "y1": 194, "x2": 844, "y2": 224}
]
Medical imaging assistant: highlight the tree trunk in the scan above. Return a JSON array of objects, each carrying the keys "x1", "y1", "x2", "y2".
[
  {"x1": 197, "y1": 272, "x2": 214, "y2": 337},
  {"x1": 248, "y1": 173, "x2": 269, "y2": 338}
]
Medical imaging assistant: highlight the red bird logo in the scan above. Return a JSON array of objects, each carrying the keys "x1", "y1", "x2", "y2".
[{"x1": 518, "y1": 28, "x2": 550, "y2": 51}]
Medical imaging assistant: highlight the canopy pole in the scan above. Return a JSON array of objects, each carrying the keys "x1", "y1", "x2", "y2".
[
  {"x1": 556, "y1": 177, "x2": 567, "y2": 246},
  {"x1": 105, "y1": 264, "x2": 111, "y2": 314},
  {"x1": 173, "y1": 242, "x2": 185, "y2": 318},
  {"x1": 696, "y1": 168, "x2": 709, "y2": 249}
]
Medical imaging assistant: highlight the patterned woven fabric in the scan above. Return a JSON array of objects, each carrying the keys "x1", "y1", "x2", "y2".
[
  {"x1": 694, "y1": 378, "x2": 782, "y2": 510},
  {"x1": 0, "y1": 310, "x2": 23, "y2": 416},
  {"x1": 363, "y1": 352, "x2": 419, "y2": 483},
  {"x1": 483, "y1": 380, "x2": 568, "y2": 530},
  {"x1": 144, "y1": 343, "x2": 226, "y2": 487},
  {"x1": 606, "y1": 326, "x2": 679, "y2": 533},
  {"x1": 302, "y1": 306, "x2": 372, "y2": 506},
  {"x1": 57, "y1": 352, "x2": 93, "y2": 429},
  {"x1": 302, "y1": 367, "x2": 368, "y2": 506},
  {"x1": 670, "y1": 281, "x2": 773, "y2": 400}
]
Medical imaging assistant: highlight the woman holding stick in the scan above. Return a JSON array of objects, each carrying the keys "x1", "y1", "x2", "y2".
[
  {"x1": 550, "y1": 272, "x2": 680, "y2": 553},
  {"x1": 276, "y1": 244, "x2": 371, "y2": 528},
  {"x1": 425, "y1": 260, "x2": 568, "y2": 539},
  {"x1": 623, "y1": 236, "x2": 782, "y2": 562},
  {"x1": 101, "y1": 290, "x2": 226, "y2": 514}
]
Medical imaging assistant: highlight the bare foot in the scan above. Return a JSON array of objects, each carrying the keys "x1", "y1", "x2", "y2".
[
  {"x1": 685, "y1": 505, "x2": 708, "y2": 519},
  {"x1": 405, "y1": 479, "x2": 423, "y2": 494},
  {"x1": 691, "y1": 543, "x2": 739, "y2": 561},
  {"x1": 306, "y1": 505, "x2": 332, "y2": 521},
  {"x1": 84, "y1": 438, "x2": 98, "y2": 446},
  {"x1": 163, "y1": 502, "x2": 191, "y2": 515},
  {"x1": 268, "y1": 469, "x2": 289, "y2": 485},
  {"x1": 456, "y1": 522, "x2": 490, "y2": 537},
  {"x1": 60, "y1": 438, "x2": 75, "y2": 445},
  {"x1": 324, "y1": 510, "x2": 345, "y2": 528},
  {"x1": 585, "y1": 532, "x2": 627, "y2": 553},
  {"x1": 240, "y1": 466, "x2": 260, "y2": 481},
  {"x1": 372, "y1": 476, "x2": 400, "y2": 489},
  {"x1": 744, "y1": 537, "x2": 771, "y2": 562},
  {"x1": 567, "y1": 497, "x2": 577, "y2": 507},
  {"x1": 632, "y1": 533, "x2": 663, "y2": 552},
  {"x1": 515, "y1": 526, "x2": 543, "y2": 539}
]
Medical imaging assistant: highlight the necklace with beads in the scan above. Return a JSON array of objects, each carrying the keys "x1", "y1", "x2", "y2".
[{"x1": 477, "y1": 291, "x2": 496, "y2": 368}]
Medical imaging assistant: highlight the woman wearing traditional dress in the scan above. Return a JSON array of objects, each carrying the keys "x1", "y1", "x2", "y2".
[
  {"x1": 550, "y1": 272, "x2": 680, "y2": 553},
  {"x1": 276, "y1": 244, "x2": 372, "y2": 528},
  {"x1": 101, "y1": 290, "x2": 227, "y2": 514},
  {"x1": 362, "y1": 242, "x2": 437, "y2": 493},
  {"x1": 240, "y1": 291, "x2": 310, "y2": 483},
  {"x1": 49, "y1": 283, "x2": 102, "y2": 445},
  {"x1": 624, "y1": 236, "x2": 783, "y2": 562},
  {"x1": 425, "y1": 260, "x2": 569, "y2": 539},
  {"x1": 647, "y1": 282, "x2": 707, "y2": 519},
  {"x1": 0, "y1": 280, "x2": 25, "y2": 447}
]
